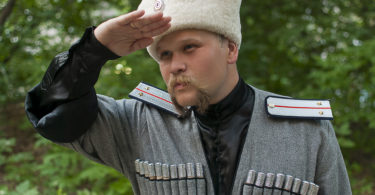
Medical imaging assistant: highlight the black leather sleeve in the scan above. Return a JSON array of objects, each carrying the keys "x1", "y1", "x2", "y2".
[{"x1": 25, "y1": 27, "x2": 120, "y2": 143}]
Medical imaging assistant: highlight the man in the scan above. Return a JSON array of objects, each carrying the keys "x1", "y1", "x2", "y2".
[{"x1": 25, "y1": 0, "x2": 352, "y2": 194}]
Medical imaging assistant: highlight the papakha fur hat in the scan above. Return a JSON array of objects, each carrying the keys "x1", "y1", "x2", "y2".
[{"x1": 137, "y1": 0, "x2": 242, "y2": 61}]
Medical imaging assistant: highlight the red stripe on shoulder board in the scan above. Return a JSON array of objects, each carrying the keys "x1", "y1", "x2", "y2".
[
  {"x1": 274, "y1": 105, "x2": 331, "y2": 109},
  {"x1": 136, "y1": 88, "x2": 173, "y2": 104}
]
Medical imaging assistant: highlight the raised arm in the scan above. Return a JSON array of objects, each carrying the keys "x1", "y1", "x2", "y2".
[{"x1": 25, "y1": 10, "x2": 171, "y2": 143}]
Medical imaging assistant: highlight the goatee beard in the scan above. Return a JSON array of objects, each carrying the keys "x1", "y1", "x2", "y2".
[{"x1": 168, "y1": 75, "x2": 210, "y2": 117}]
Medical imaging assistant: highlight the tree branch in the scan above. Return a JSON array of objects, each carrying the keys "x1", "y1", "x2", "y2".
[{"x1": 0, "y1": 0, "x2": 16, "y2": 27}]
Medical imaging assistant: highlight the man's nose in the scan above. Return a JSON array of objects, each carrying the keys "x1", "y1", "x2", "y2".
[{"x1": 170, "y1": 54, "x2": 187, "y2": 74}]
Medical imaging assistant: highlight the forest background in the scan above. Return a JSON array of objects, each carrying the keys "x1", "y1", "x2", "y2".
[{"x1": 0, "y1": 0, "x2": 374, "y2": 194}]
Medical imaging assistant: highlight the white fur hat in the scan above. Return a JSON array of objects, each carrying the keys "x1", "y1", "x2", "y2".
[{"x1": 137, "y1": 0, "x2": 242, "y2": 61}]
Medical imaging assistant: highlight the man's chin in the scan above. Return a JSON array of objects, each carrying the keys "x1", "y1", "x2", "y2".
[
  {"x1": 174, "y1": 93, "x2": 198, "y2": 107},
  {"x1": 173, "y1": 90, "x2": 210, "y2": 115},
  {"x1": 168, "y1": 82, "x2": 210, "y2": 115}
]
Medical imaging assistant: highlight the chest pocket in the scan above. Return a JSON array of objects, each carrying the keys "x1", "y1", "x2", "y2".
[
  {"x1": 242, "y1": 170, "x2": 319, "y2": 195},
  {"x1": 135, "y1": 159, "x2": 207, "y2": 195}
]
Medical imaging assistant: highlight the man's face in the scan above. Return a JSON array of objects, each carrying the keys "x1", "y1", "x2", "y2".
[{"x1": 156, "y1": 29, "x2": 238, "y2": 114}]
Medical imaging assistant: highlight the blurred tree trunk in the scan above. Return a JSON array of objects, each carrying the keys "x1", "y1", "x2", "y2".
[{"x1": 0, "y1": 0, "x2": 16, "y2": 27}]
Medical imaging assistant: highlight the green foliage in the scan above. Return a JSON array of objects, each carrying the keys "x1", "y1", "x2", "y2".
[
  {"x1": 0, "y1": 181, "x2": 39, "y2": 195},
  {"x1": 1, "y1": 0, "x2": 375, "y2": 193},
  {"x1": 0, "y1": 134, "x2": 133, "y2": 194},
  {"x1": 0, "y1": 138, "x2": 16, "y2": 166}
]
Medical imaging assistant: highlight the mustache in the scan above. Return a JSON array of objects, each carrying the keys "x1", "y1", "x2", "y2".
[
  {"x1": 167, "y1": 75, "x2": 195, "y2": 117},
  {"x1": 168, "y1": 75, "x2": 196, "y2": 90},
  {"x1": 167, "y1": 75, "x2": 210, "y2": 116}
]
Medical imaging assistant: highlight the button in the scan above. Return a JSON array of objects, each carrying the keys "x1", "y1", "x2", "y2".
[
  {"x1": 317, "y1": 102, "x2": 322, "y2": 106},
  {"x1": 145, "y1": 87, "x2": 150, "y2": 90},
  {"x1": 319, "y1": 111, "x2": 324, "y2": 115},
  {"x1": 268, "y1": 104, "x2": 275, "y2": 108},
  {"x1": 154, "y1": 0, "x2": 164, "y2": 11},
  {"x1": 139, "y1": 93, "x2": 144, "y2": 96}
]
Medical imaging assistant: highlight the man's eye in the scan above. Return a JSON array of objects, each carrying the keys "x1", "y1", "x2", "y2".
[
  {"x1": 160, "y1": 51, "x2": 171, "y2": 59},
  {"x1": 184, "y1": 44, "x2": 196, "y2": 51}
]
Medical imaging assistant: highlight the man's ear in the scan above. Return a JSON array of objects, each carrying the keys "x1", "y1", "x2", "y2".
[{"x1": 227, "y1": 41, "x2": 239, "y2": 64}]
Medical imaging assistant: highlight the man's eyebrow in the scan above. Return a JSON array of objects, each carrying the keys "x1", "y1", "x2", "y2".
[
  {"x1": 156, "y1": 46, "x2": 162, "y2": 53},
  {"x1": 179, "y1": 38, "x2": 202, "y2": 44},
  {"x1": 157, "y1": 38, "x2": 202, "y2": 53}
]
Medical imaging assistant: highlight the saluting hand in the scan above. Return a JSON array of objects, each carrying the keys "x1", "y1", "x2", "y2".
[{"x1": 94, "y1": 10, "x2": 171, "y2": 56}]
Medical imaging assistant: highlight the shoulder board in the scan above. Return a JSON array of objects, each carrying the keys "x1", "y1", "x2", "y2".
[
  {"x1": 129, "y1": 82, "x2": 180, "y2": 117},
  {"x1": 265, "y1": 96, "x2": 333, "y2": 120}
]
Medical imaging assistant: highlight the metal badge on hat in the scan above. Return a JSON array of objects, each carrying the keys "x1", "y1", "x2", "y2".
[{"x1": 154, "y1": 0, "x2": 165, "y2": 12}]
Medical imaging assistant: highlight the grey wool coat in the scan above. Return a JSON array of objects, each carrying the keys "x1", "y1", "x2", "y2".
[{"x1": 47, "y1": 85, "x2": 351, "y2": 195}]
